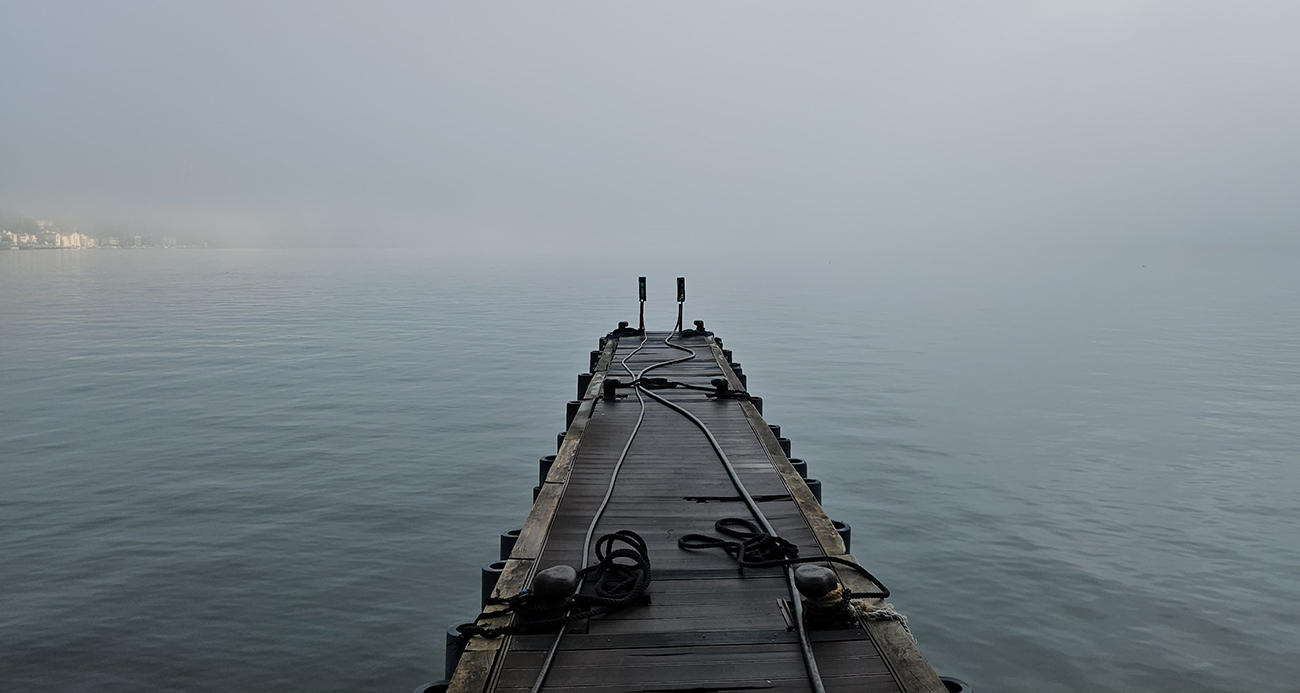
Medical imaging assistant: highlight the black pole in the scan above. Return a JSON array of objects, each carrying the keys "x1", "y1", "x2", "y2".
[
  {"x1": 638, "y1": 276, "x2": 646, "y2": 332},
  {"x1": 676, "y1": 277, "x2": 685, "y2": 331}
]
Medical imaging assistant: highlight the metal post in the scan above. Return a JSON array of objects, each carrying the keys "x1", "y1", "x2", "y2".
[
  {"x1": 638, "y1": 276, "x2": 646, "y2": 332},
  {"x1": 676, "y1": 277, "x2": 685, "y2": 332}
]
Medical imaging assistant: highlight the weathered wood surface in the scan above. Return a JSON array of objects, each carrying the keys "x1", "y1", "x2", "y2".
[{"x1": 449, "y1": 332, "x2": 945, "y2": 693}]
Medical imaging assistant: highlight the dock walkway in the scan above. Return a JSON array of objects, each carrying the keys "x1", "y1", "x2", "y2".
[{"x1": 449, "y1": 331, "x2": 946, "y2": 693}]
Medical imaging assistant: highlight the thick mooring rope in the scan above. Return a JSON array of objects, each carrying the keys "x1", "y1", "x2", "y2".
[
  {"x1": 457, "y1": 530, "x2": 652, "y2": 639},
  {"x1": 677, "y1": 517, "x2": 889, "y2": 599}
]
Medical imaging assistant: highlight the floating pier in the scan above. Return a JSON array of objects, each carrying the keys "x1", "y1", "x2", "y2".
[{"x1": 436, "y1": 287, "x2": 951, "y2": 693}]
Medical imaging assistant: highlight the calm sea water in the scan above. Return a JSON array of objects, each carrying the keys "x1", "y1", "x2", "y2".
[{"x1": 2, "y1": 248, "x2": 1297, "y2": 692}]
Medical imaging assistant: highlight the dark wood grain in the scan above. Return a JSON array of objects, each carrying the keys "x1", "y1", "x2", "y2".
[{"x1": 449, "y1": 333, "x2": 941, "y2": 693}]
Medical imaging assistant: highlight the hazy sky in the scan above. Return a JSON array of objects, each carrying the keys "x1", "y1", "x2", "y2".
[{"x1": 2, "y1": 1, "x2": 1297, "y2": 253}]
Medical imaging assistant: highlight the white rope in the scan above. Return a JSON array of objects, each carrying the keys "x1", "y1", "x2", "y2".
[{"x1": 853, "y1": 600, "x2": 916, "y2": 644}]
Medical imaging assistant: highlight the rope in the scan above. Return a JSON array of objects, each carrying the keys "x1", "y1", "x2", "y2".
[
  {"x1": 854, "y1": 601, "x2": 915, "y2": 644},
  {"x1": 460, "y1": 530, "x2": 652, "y2": 639},
  {"x1": 677, "y1": 517, "x2": 800, "y2": 570},
  {"x1": 619, "y1": 375, "x2": 758, "y2": 401},
  {"x1": 677, "y1": 517, "x2": 889, "y2": 597}
]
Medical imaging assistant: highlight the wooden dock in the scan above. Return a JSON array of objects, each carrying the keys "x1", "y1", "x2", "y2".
[{"x1": 446, "y1": 329, "x2": 948, "y2": 693}]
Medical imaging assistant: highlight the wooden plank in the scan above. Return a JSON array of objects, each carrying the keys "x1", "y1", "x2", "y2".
[
  {"x1": 493, "y1": 639, "x2": 897, "y2": 692},
  {"x1": 834, "y1": 557, "x2": 948, "y2": 693},
  {"x1": 506, "y1": 483, "x2": 564, "y2": 562},
  {"x1": 483, "y1": 558, "x2": 534, "y2": 614},
  {"x1": 447, "y1": 648, "x2": 497, "y2": 693},
  {"x1": 452, "y1": 331, "x2": 941, "y2": 693},
  {"x1": 509, "y1": 627, "x2": 873, "y2": 652}
]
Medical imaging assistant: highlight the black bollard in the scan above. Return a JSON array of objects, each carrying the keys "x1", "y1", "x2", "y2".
[
  {"x1": 793, "y1": 564, "x2": 840, "y2": 599},
  {"x1": 533, "y1": 485, "x2": 542, "y2": 502},
  {"x1": 778, "y1": 437, "x2": 792, "y2": 457},
  {"x1": 711, "y1": 378, "x2": 729, "y2": 398},
  {"x1": 539, "y1": 455, "x2": 556, "y2": 485},
  {"x1": 806, "y1": 478, "x2": 823, "y2": 503},
  {"x1": 412, "y1": 682, "x2": 449, "y2": 693},
  {"x1": 500, "y1": 529, "x2": 521, "y2": 561},
  {"x1": 789, "y1": 458, "x2": 808, "y2": 479},
  {"x1": 768, "y1": 424, "x2": 781, "y2": 438},
  {"x1": 533, "y1": 565, "x2": 580, "y2": 601},
  {"x1": 832, "y1": 520, "x2": 851, "y2": 553},
  {"x1": 794, "y1": 564, "x2": 854, "y2": 627},
  {"x1": 577, "y1": 373, "x2": 593, "y2": 399},
  {"x1": 738, "y1": 373, "x2": 748, "y2": 388},
  {"x1": 751, "y1": 396, "x2": 763, "y2": 414},
  {"x1": 566, "y1": 400, "x2": 581, "y2": 429},
  {"x1": 481, "y1": 561, "x2": 506, "y2": 607},
  {"x1": 556, "y1": 432, "x2": 566, "y2": 452},
  {"x1": 589, "y1": 350, "x2": 601, "y2": 373},
  {"x1": 722, "y1": 349, "x2": 733, "y2": 361}
]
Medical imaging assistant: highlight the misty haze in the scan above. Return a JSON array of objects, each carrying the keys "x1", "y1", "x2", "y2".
[{"x1": 2, "y1": 3, "x2": 1298, "y2": 693}]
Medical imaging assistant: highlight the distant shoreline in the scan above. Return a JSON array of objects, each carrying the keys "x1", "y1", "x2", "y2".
[{"x1": 6, "y1": 245, "x2": 208, "y2": 251}]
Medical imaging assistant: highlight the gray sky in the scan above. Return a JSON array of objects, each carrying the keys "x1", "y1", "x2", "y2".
[{"x1": 2, "y1": 1, "x2": 1297, "y2": 253}]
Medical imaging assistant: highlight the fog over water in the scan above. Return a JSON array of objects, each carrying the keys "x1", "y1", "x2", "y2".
[
  {"x1": 2, "y1": 2, "x2": 1298, "y2": 253},
  {"x1": 3, "y1": 3, "x2": 1300, "y2": 693}
]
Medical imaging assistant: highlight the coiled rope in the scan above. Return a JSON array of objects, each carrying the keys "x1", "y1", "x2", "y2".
[
  {"x1": 678, "y1": 517, "x2": 889, "y2": 598},
  {"x1": 457, "y1": 530, "x2": 652, "y2": 637}
]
